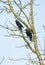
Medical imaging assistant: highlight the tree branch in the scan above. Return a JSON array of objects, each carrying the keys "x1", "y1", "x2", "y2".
[
  {"x1": 30, "y1": 0, "x2": 45, "y2": 65},
  {"x1": 14, "y1": 0, "x2": 29, "y2": 22},
  {"x1": 7, "y1": 0, "x2": 32, "y2": 31}
]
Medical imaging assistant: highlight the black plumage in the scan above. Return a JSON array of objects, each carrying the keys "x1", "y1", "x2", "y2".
[
  {"x1": 15, "y1": 20, "x2": 23, "y2": 29},
  {"x1": 25, "y1": 29, "x2": 32, "y2": 41}
]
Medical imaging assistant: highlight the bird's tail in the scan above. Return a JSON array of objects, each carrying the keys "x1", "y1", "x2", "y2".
[
  {"x1": 19, "y1": 28, "x2": 23, "y2": 35},
  {"x1": 29, "y1": 37, "x2": 32, "y2": 41}
]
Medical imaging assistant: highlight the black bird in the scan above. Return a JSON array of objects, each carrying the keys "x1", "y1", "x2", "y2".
[
  {"x1": 15, "y1": 20, "x2": 23, "y2": 30},
  {"x1": 25, "y1": 29, "x2": 32, "y2": 41}
]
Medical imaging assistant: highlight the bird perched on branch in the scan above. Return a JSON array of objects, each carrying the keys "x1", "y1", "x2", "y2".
[
  {"x1": 25, "y1": 29, "x2": 32, "y2": 41},
  {"x1": 15, "y1": 20, "x2": 23, "y2": 30}
]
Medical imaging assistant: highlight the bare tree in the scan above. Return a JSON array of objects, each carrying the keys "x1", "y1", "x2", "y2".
[{"x1": 0, "y1": 0, "x2": 45, "y2": 65}]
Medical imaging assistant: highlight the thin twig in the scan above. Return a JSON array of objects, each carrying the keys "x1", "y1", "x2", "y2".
[
  {"x1": 14, "y1": 0, "x2": 29, "y2": 22},
  {"x1": 0, "y1": 56, "x2": 5, "y2": 64}
]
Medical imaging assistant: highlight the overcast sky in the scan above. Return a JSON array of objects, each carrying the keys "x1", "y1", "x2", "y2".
[{"x1": 0, "y1": 0, "x2": 45, "y2": 65}]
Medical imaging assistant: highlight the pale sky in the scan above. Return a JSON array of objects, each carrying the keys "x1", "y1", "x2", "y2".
[{"x1": 0, "y1": 0, "x2": 45, "y2": 65}]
